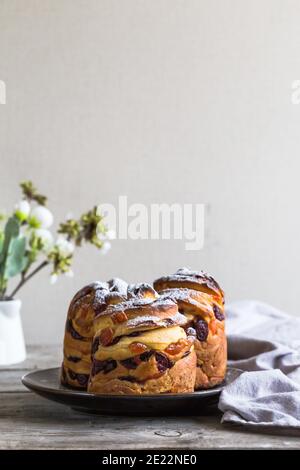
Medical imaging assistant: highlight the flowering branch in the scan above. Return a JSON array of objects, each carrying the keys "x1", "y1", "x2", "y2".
[
  {"x1": 9, "y1": 260, "x2": 49, "y2": 298},
  {"x1": 0, "y1": 181, "x2": 112, "y2": 300}
]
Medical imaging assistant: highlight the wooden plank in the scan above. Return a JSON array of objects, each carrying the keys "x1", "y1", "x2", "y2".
[
  {"x1": 0, "y1": 344, "x2": 61, "y2": 372},
  {"x1": 0, "y1": 370, "x2": 29, "y2": 392},
  {"x1": 1, "y1": 346, "x2": 300, "y2": 450},
  {"x1": 0, "y1": 345, "x2": 61, "y2": 393},
  {"x1": 0, "y1": 392, "x2": 299, "y2": 450}
]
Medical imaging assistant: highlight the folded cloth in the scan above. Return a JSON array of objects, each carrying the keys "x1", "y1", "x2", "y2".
[{"x1": 219, "y1": 300, "x2": 300, "y2": 431}]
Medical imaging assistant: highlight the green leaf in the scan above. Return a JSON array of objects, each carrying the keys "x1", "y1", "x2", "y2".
[
  {"x1": 4, "y1": 236, "x2": 27, "y2": 278},
  {"x1": 0, "y1": 231, "x2": 4, "y2": 257},
  {"x1": 0, "y1": 217, "x2": 20, "y2": 275},
  {"x1": 6, "y1": 217, "x2": 19, "y2": 234}
]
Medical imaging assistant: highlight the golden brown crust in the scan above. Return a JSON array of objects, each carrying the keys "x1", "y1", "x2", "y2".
[
  {"x1": 62, "y1": 278, "x2": 128, "y2": 389},
  {"x1": 95, "y1": 296, "x2": 177, "y2": 320},
  {"x1": 154, "y1": 268, "x2": 227, "y2": 390},
  {"x1": 61, "y1": 363, "x2": 90, "y2": 390},
  {"x1": 88, "y1": 295, "x2": 196, "y2": 395},
  {"x1": 195, "y1": 324, "x2": 227, "y2": 388},
  {"x1": 159, "y1": 288, "x2": 222, "y2": 321},
  {"x1": 154, "y1": 267, "x2": 224, "y2": 302},
  {"x1": 93, "y1": 297, "x2": 187, "y2": 341},
  {"x1": 127, "y1": 283, "x2": 158, "y2": 300},
  {"x1": 62, "y1": 269, "x2": 226, "y2": 394},
  {"x1": 62, "y1": 280, "x2": 168, "y2": 390},
  {"x1": 88, "y1": 351, "x2": 196, "y2": 395}
]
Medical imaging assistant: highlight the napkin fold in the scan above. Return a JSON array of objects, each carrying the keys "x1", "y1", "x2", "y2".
[{"x1": 219, "y1": 301, "x2": 300, "y2": 431}]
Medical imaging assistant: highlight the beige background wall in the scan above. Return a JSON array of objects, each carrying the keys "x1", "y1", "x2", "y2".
[{"x1": 1, "y1": 0, "x2": 300, "y2": 344}]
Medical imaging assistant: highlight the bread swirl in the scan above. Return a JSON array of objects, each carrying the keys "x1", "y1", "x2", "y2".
[
  {"x1": 61, "y1": 278, "x2": 128, "y2": 389},
  {"x1": 153, "y1": 268, "x2": 226, "y2": 389},
  {"x1": 88, "y1": 297, "x2": 196, "y2": 394},
  {"x1": 61, "y1": 269, "x2": 226, "y2": 394}
]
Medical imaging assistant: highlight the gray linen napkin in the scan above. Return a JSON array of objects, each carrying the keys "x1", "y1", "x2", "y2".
[{"x1": 219, "y1": 300, "x2": 300, "y2": 430}]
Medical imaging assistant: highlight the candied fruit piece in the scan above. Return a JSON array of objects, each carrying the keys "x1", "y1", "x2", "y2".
[
  {"x1": 209, "y1": 319, "x2": 217, "y2": 335},
  {"x1": 112, "y1": 311, "x2": 128, "y2": 324},
  {"x1": 99, "y1": 327, "x2": 114, "y2": 346},
  {"x1": 129, "y1": 342, "x2": 148, "y2": 354},
  {"x1": 165, "y1": 339, "x2": 189, "y2": 355}
]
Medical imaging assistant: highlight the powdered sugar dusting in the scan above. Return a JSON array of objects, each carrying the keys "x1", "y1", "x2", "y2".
[
  {"x1": 108, "y1": 278, "x2": 128, "y2": 295},
  {"x1": 126, "y1": 311, "x2": 186, "y2": 329},
  {"x1": 159, "y1": 288, "x2": 214, "y2": 318},
  {"x1": 154, "y1": 267, "x2": 223, "y2": 297},
  {"x1": 95, "y1": 295, "x2": 177, "y2": 319},
  {"x1": 126, "y1": 315, "x2": 160, "y2": 328},
  {"x1": 127, "y1": 283, "x2": 158, "y2": 299}
]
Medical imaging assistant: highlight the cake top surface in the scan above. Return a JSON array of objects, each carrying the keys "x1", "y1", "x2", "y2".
[
  {"x1": 94, "y1": 295, "x2": 178, "y2": 319},
  {"x1": 153, "y1": 267, "x2": 224, "y2": 299}
]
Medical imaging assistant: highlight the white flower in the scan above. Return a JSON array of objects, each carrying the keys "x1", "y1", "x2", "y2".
[
  {"x1": 106, "y1": 229, "x2": 116, "y2": 240},
  {"x1": 100, "y1": 241, "x2": 111, "y2": 255},
  {"x1": 55, "y1": 236, "x2": 74, "y2": 257},
  {"x1": 50, "y1": 273, "x2": 58, "y2": 284},
  {"x1": 65, "y1": 269, "x2": 74, "y2": 278},
  {"x1": 96, "y1": 223, "x2": 116, "y2": 241},
  {"x1": 96, "y1": 205, "x2": 103, "y2": 216},
  {"x1": 15, "y1": 200, "x2": 30, "y2": 221},
  {"x1": 35, "y1": 228, "x2": 54, "y2": 253},
  {"x1": 30, "y1": 205, "x2": 53, "y2": 229},
  {"x1": 96, "y1": 223, "x2": 105, "y2": 241}
]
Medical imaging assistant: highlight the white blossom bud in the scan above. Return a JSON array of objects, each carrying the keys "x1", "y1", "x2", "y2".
[
  {"x1": 100, "y1": 241, "x2": 111, "y2": 255},
  {"x1": 50, "y1": 274, "x2": 58, "y2": 284},
  {"x1": 96, "y1": 223, "x2": 116, "y2": 241},
  {"x1": 34, "y1": 228, "x2": 54, "y2": 253},
  {"x1": 105, "y1": 229, "x2": 116, "y2": 240},
  {"x1": 96, "y1": 205, "x2": 103, "y2": 216},
  {"x1": 55, "y1": 236, "x2": 74, "y2": 257},
  {"x1": 65, "y1": 269, "x2": 74, "y2": 278},
  {"x1": 15, "y1": 200, "x2": 30, "y2": 221},
  {"x1": 30, "y1": 205, "x2": 54, "y2": 229}
]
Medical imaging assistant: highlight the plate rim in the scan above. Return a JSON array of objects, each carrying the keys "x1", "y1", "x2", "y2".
[{"x1": 22, "y1": 366, "x2": 225, "y2": 400}]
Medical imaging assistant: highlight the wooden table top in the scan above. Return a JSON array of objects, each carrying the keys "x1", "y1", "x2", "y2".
[{"x1": 0, "y1": 345, "x2": 299, "y2": 450}]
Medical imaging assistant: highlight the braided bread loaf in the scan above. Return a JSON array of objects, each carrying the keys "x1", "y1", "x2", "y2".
[
  {"x1": 61, "y1": 268, "x2": 226, "y2": 393},
  {"x1": 88, "y1": 294, "x2": 196, "y2": 394},
  {"x1": 61, "y1": 278, "x2": 128, "y2": 389},
  {"x1": 153, "y1": 268, "x2": 226, "y2": 389}
]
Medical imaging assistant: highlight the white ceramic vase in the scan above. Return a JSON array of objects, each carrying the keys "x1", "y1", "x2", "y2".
[{"x1": 0, "y1": 299, "x2": 26, "y2": 366}]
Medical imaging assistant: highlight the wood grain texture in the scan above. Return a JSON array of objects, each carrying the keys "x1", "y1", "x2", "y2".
[
  {"x1": 0, "y1": 346, "x2": 299, "y2": 450},
  {"x1": 0, "y1": 344, "x2": 61, "y2": 372},
  {"x1": 0, "y1": 345, "x2": 60, "y2": 393}
]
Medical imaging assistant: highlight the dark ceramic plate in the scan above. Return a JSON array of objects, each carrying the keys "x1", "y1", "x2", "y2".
[{"x1": 22, "y1": 367, "x2": 230, "y2": 416}]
